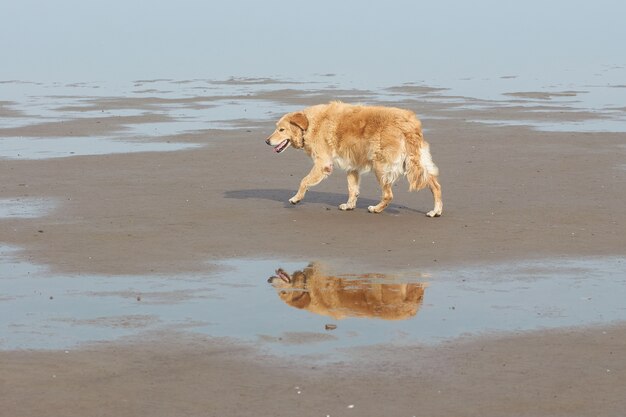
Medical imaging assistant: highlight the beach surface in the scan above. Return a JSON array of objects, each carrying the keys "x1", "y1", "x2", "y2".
[{"x1": 1, "y1": 80, "x2": 625, "y2": 416}]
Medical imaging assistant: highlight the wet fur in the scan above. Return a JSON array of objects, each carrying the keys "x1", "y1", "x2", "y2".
[{"x1": 265, "y1": 101, "x2": 443, "y2": 216}]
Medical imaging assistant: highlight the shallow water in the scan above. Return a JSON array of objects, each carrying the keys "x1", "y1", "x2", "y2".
[
  {"x1": 0, "y1": 81, "x2": 315, "y2": 160},
  {"x1": 470, "y1": 117, "x2": 626, "y2": 133},
  {"x1": 2, "y1": 79, "x2": 626, "y2": 158},
  {"x1": 0, "y1": 198, "x2": 56, "y2": 218},
  {"x1": 0, "y1": 136, "x2": 201, "y2": 160},
  {"x1": 1, "y1": 245, "x2": 624, "y2": 356}
]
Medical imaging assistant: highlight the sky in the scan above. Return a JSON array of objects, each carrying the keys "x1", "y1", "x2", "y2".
[{"x1": 1, "y1": 0, "x2": 625, "y2": 84}]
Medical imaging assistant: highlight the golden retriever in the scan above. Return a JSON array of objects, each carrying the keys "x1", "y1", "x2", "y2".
[
  {"x1": 267, "y1": 263, "x2": 426, "y2": 320},
  {"x1": 265, "y1": 101, "x2": 442, "y2": 216}
]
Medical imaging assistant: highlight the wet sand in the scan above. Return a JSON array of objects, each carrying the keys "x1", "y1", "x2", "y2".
[
  {"x1": 1, "y1": 83, "x2": 626, "y2": 416},
  {"x1": 2, "y1": 327, "x2": 625, "y2": 417}
]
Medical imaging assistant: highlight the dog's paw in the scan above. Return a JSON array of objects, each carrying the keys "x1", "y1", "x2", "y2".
[
  {"x1": 288, "y1": 197, "x2": 301, "y2": 205},
  {"x1": 367, "y1": 205, "x2": 381, "y2": 213},
  {"x1": 426, "y1": 210, "x2": 442, "y2": 217},
  {"x1": 339, "y1": 203, "x2": 355, "y2": 211}
]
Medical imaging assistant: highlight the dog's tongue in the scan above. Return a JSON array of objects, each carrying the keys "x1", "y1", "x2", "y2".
[
  {"x1": 273, "y1": 139, "x2": 289, "y2": 153},
  {"x1": 277, "y1": 270, "x2": 290, "y2": 283}
]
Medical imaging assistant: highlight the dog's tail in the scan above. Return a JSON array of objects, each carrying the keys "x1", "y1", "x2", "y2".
[{"x1": 405, "y1": 122, "x2": 439, "y2": 191}]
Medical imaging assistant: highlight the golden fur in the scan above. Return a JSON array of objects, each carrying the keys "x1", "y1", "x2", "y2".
[
  {"x1": 268, "y1": 263, "x2": 426, "y2": 320},
  {"x1": 265, "y1": 101, "x2": 443, "y2": 216}
]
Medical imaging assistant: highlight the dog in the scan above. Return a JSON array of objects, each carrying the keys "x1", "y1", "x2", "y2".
[
  {"x1": 267, "y1": 263, "x2": 426, "y2": 320},
  {"x1": 265, "y1": 101, "x2": 442, "y2": 216}
]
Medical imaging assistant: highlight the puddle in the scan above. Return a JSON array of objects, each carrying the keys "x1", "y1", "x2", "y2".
[
  {"x1": 0, "y1": 136, "x2": 201, "y2": 160},
  {"x1": 0, "y1": 198, "x2": 56, "y2": 218},
  {"x1": 469, "y1": 116, "x2": 626, "y2": 133},
  {"x1": 1, "y1": 247, "x2": 625, "y2": 357},
  {"x1": 0, "y1": 108, "x2": 150, "y2": 129}
]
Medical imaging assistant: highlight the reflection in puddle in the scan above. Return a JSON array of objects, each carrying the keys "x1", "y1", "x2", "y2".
[
  {"x1": 268, "y1": 263, "x2": 425, "y2": 320},
  {"x1": 1, "y1": 251, "x2": 625, "y2": 357}
]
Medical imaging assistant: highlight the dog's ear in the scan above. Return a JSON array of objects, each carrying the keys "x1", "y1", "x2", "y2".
[
  {"x1": 286, "y1": 291, "x2": 311, "y2": 309},
  {"x1": 289, "y1": 112, "x2": 309, "y2": 131}
]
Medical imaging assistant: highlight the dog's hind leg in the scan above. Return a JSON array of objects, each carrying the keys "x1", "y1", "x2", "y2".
[
  {"x1": 425, "y1": 175, "x2": 443, "y2": 217},
  {"x1": 368, "y1": 163, "x2": 394, "y2": 213},
  {"x1": 339, "y1": 170, "x2": 360, "y2": 211},
  {"x1": 289, "y1": 162, "x2": 333, "y2": 204},
  {"x1": 368, "y1": 182, "x2": 393, "y2": 213}
]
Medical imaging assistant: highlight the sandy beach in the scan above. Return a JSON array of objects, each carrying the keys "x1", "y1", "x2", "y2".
[{"x1": 1, "y1": 79, "x2": 625, "y2": 416}]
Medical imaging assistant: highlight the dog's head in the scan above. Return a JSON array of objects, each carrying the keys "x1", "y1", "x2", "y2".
[
  {"x1": 267, "y1": 267, "x2": 312, "y2": 309},
  {"x1": 265, "y1": 111, "x2": 309, "y2": 153}
]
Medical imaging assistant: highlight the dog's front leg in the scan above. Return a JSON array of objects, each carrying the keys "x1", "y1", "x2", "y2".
[{"x1": 289, "y1": 162, "x2": 333, "y2": 205}]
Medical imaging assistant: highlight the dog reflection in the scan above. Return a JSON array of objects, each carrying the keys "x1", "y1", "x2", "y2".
[{"x1": 267, "y1": 263, "x2": 426, "y2": 320}]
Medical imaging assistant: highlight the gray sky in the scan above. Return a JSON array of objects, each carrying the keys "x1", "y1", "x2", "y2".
[{"x1": 1, "y1": 0, "x2": 624, "y2": 83}]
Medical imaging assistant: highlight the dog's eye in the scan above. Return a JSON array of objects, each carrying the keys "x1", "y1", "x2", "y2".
[{"x1": 279, "y1": 128, "x2": 285, "y2": 132}]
